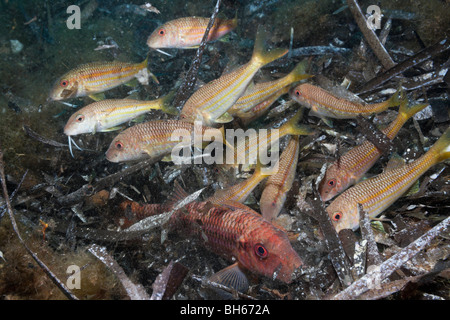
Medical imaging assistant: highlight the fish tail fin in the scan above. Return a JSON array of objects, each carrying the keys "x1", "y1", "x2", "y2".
[
  {"x1": 252, "y1": 27, "x2": 288, "y2": 67},
  {"x1": 280, "y1": 108, "x2": 315, "y2": 137},
  {"x1": 158, "y1": 91, "x2": 179, "y2": 115},
  {"x1": 431, "y1": 127, "x2": 450, "y2": 163},
  {"x1": 398, "y1": 99, "x2": 427, "y2": 122},
  {"x1": 387, "y1": 86, "x2": 407, "y2": 107},
  {"x1": 287, "y1": 59, "x2": 314, "y2": 83}
]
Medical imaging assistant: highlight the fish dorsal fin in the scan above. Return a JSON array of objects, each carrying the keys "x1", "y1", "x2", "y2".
[
  {"x1": 384, "y1": 153, "x2": 406, "y2": 172},
  {"x1": 208, "y1": 262, "x2": 249, "y2": 294},
  {"x1": 166, "y1": 180, "x2": 191, "y2": 207}
]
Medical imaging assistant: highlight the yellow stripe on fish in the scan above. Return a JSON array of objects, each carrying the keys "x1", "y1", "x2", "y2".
[
  {"x1": 229, "y1": 60, "x2": 311, "y2": 115},
  {"x1": 260, "y1": 136, "x2": 300, "y2": 222},
  {"x1": 180, "y1": 28, "x2": 288, "y2": 126},
  {"x1": 105, "y1": 120, "x2": 227, "y2": 163},
  {"x1": 147, "y1": 16, "x2": 237, "y2": 49},
  {"x1": 49, "y1": 57, "x2": 158, "y2": 101},
  {"x1": 64, "y1": 93, "x2": 178, "y2": 136},
  {"x1": 290, "y1": 83, "x2": 405, "y2": 124},
  {"x1": 326, "y1": 127, "x2": 450, "y2": 233},
  {"x1": 207, "y1": 159, "x2": 274, "y2": 205},
  {"x1": 319, "y1": 100, "x2": 428, "y2": 201},
  {"x1": 225, "y1": 109, "x2": 313, "y2": 171}
]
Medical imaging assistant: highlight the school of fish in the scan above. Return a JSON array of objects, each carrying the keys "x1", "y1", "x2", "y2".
[{"x1": 52, "y1": 12, "x2": 449, "y2": 291}]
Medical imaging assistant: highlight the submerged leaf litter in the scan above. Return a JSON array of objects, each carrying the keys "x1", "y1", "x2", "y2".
[{"x1": 0, "y1": 0, "x2": 449, "y2": 300}]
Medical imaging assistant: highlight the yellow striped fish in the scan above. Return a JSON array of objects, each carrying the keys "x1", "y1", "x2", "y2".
[
  {"x1": 64, "y1": 93, "x2": 178, "y2": 136},
  {"x1": 147, "y1": 16, "x2": 237, "y2": 50},
  {"x1": 180, "y1": 28, "x2": 288, "y2": 126},
  {"x1": 49, "y1": 57, "x2": 158, "y2": 101},
  {"x1": 207, "y1": 159, "x2": 274, "y2": 205},
  {"x1": 319, "y1": 100, "x2": 428, "y2": 201},
  {"x1": 326, "y1": 127, "x2": 450, "y2": 233},
  {"x1": 290, "y1": 83, "x2": 405, "y2": 125},
  {"x1": 226, "y1": 109, "x2": 313, "y2": 172},
  {"x1": 105, "y1": 120, "x2": 226, "y2": 163},
  {"x1": 260, "y1": 136, "x2": 299, "y2": 222},
  {"x1": 229, "y1": 60, "x2": 311, "y2": 116},
  {"x1": 236, "y1": 86, "x2": 290, "y2": 124}
]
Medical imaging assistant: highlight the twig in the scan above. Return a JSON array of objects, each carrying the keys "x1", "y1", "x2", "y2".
[
  {"x1": 306, "y1": 190, "x2": 354, "y2": 287},
  {"x1": 346, "y1": 0, "x2": 396, "y2": 70},
  {"x1": 357, "y1": 38, "x2": 450, "y2": 94},
  {"x1": 358, "y1": 204, "x2": 383, "y2": 266},
  {"x1": 172, "y1": 0, "x2": 222, "y2": 109},
  {"x1": 354, "y1": 115, "x2": 395, "y2": 156},
  {"x1": 88, "y1": 244, "x2": 150, "y2": 300},
  {"x1": 191, "y1": 274, "x2": 256, "y2": 300},
  {"x1": 23, "y1": 125, "x2": 67, "y2": 148},
  {"x1": 0, "y1": 142, "x2": 78, "y2": 300},
  {"x1": 331, "y1": 216, "x2": 450, "y2": 300}
]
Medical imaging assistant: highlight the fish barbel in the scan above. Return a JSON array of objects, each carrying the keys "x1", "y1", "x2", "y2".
[
  {"x1": 105, "y1": 120, "x2": 226, "y2": 162},
  {"x1": 290, "y1": 83, "x2": 405, "y2": 123},
  {"x1": 319, "y1": 100, "x2": 428, "y2": 201},
  {"x1": 260, "y1": 136, "x2": 299, "y2": 222},
  {"x1": 229, "y1": 60, "x2": 312, "y2": 116},
  {"x1": 49, "y1": 57, "x2": 158, "y2": 101},
  {"x1": 63, "y1": 93, "x2": 178, "y2": 136},
  {"x1": 147, "y1": 16, "x2": 237, "y2": 49},
  {"x1": 326, "y1": 127, "x2": 450, "y2": 233},
  {"x1": 180, "y1": 28, "x2": 288, "y2": 126}
]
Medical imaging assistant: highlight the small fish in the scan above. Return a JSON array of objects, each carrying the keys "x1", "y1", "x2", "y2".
[
  {"x1": 49, "y1": 57, "x2": 158, "y2": 101},
  {"x1": 117, "y1": 200, "x2": 167, "y2": 229},
  {"x1": 147, "y1": 16, "x2": 237, "y2": 50},
  {"x1": 207, "y1": 159, "x2": 274, "y2": 205},
  {"x1": 64, "y1": 93, "x2": 178, "y2": 136},
  {"x1": 290, "y1": 83, "x2": 405, "y2": 125},
  {"x1": 180, "y1": 28, "x2": 289, "y2": 126},
  {"x1": 319, "y1": 100, "x2": 428, "y2": 201},
  {"x1": 236, "y1": 86, "x2": 290, "y2": 124},
  {"x1": 227, "y1": 109, "x2": 313, "y2": 171},
  {"x1": 260, "y1": 136, "x2": 299, "y2": 222},
  {"x1": 326, "y1": 127, "x2": 450, "y2": 233},
  {"x1": 229, "y1": 60, "x2": 312, "y2": 116},
  {"x1": 105, "y1": 120, "x2": 226, "y2": 162}
]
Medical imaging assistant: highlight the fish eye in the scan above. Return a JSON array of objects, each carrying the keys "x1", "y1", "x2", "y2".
[
  {"x1": 254, "y1": 243, "x2": 268, "y2": 259},
  {"x1": 115, "y1": 141, "x2": 124, "y2": 150},
  {"x1": 60, "y1": 80, "x2": 69, "y2": 87},
  {"x1": 294, "y1": 89, "x2": 301, "y2": 96},
  {"x1": 75, "y1": 115, "x2": 85, "y2": 122},
  {"x1": 332, "y1": 212, "x2": 343, "y2": 221},
  {"x1": 158, "y1": 28, "x2": 165, "y2": 36},
  {"x1": 328, "y1": 179, "x2": 336, "y2": 187}
]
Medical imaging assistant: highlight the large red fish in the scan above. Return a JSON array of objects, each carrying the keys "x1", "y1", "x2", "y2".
[{"x1": 118, "y1": 184, "x2": 303, "y2": 284}]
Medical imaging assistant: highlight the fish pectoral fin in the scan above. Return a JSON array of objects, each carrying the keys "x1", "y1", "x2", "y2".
[
  {"x1": 215, "y1": 112, "x2": 234, "y2": 123},
  {"x1": 131, "y1": 114, "x2": 147, "y2": 123},
  {"x1": 403, "y1": 179, "x2": 420, "y2": 197},
  {"x1": 124, "y1": 78, "x2": 139, "y2": 87},
  {"x1": 161, "y1": 154, "x2": 173, "y2": 162},
  {"x1": 384, "y1": 153, "x2": 406, "y2": 172},
  {"x1": 166, "y1": 180, "x2": 191, "y2": 207},
  {"x1": 88, "y1": 92, "x2": 106, "y2": 101},
  {"x1": 208, "y1": 262, "x2": 249, "y2": 294},
  {"x1": 99, "y1": 125, "x2": 124, "y2": 132}
]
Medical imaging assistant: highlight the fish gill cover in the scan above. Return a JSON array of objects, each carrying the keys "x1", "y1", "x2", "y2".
[{"x1": 0, "y1": 0, "x2": 449, "y2": 303}]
